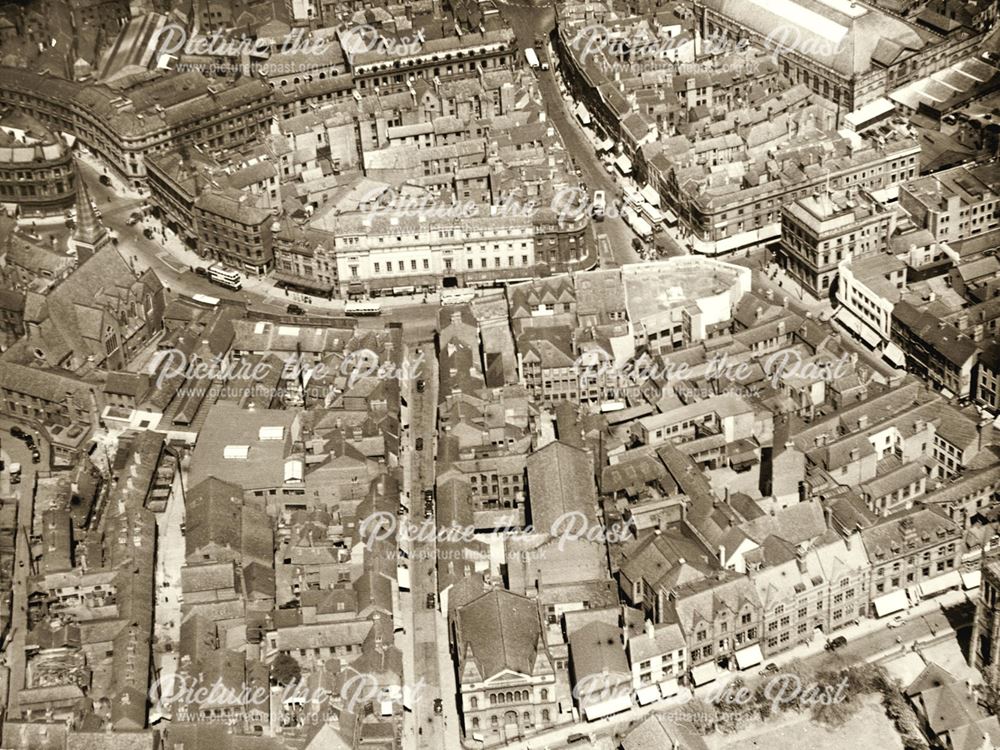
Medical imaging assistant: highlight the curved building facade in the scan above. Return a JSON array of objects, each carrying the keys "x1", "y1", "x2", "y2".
[{"x1": 0, "y1": 110, "x2": 75, "y2": 215}]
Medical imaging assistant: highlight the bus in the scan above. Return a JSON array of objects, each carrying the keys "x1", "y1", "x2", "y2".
[
  {"x1": 345, "y1": 301, "x2": 383, "y2": 316},
  {"x1": 592, "y1": 190, "x2": 606, "y2": 221},
  {"x1": 524, "y1": 47, "x2": 539, "y2": 69},
  {"x1": 441, "y1": 288, "x2": 477, "y2": 306},
  {"x1": 623, "y1": 206, "x2": 653, "y2": 240},
  {"x1": 640, "y1": 202, "x2": 664, "y2": 228},
  {"x1": 190, "y1": 294, "x2": 220, "y2": 307},
  {"x1": 207, "y1": 263, "x2": 242, "y2": 291}
]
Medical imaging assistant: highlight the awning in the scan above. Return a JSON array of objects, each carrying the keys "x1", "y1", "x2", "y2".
[
  {"x1": 658, "y1": 678, "x2": 679, "y2": 698},
  {"x1": 735, "y1": 644, "x2": 763, "y2": 670},
  {"x1": 575, "y1": 104, "x2": 592, "y2": 125},
  {"x1": 691, "y1": 662, "x2": 718, "y2": 686},
  {"x1": 883, "y1": 342, "x2": 906, "y2": 368},
  {"x1": 664, "y1": 210, "x2": 678, "y2": 226},
  {"x1": 919, "y1": 570, "x2": 962, "y2": 597},
  {"x1": 962, "y1": 570, "x2": 982, "y2": 590},
  {"x1": 615, "y1": 154, "x2": 633, "y2": 174},
  {"x1": 597, "y1": 137, "x2": 615, "y2": 152},
  {"x1": 873, "y1": 589, "x2": 908, "y2": 617},
  {"x1": 635, "y1": 685, "x2": 661, "y2": 706},
  {"x1": 834, "y1": 308, "x2": 881, "y2": 348},
  {"x1": 640, "y1": 185, "x2": 660, "y2": 207},
  {"x1": 583, "y1": 692, "x2": 631, "y2": 721}
]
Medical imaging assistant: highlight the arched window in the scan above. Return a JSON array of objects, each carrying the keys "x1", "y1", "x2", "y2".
[
  {"x1": 470, "y1": 697, "x2": 478, "y2": 709},
  {"x1": 491, "y1": 715, "x2": 498, "y2": 727},
  {"x1": 472, "y1": 718, "x2": 479, "y2": 729},
  {"x1": 489, "y1": 694, "x2": 496, "y2": 706},
  {"x1": 523, "y1": 711, "x2": 530, "y2": 724},
  {"x1": 542, "y1": 709, "x2": 550, "y2": 722},
  {"x1": 540, "y1": 689, "x2": 548, "y2": 701}
]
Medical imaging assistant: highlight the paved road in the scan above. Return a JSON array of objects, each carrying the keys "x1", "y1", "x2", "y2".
[
  {"x1": 77, "y1": 160, "x2": 447, "y2": 337},
  {"x1": 399, "y1": 343, "x2": 461, "y2": 749},
  {"x1": 493, "y1": 0, "x2": 687, "y2": 266}
]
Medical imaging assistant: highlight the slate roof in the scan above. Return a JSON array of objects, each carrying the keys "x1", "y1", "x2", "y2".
[{"x1": 456, "y1": 588, "x2": 544, "y2": 680}]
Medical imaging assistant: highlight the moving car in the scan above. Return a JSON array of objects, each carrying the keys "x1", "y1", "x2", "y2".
[
  {"x1": 9, "y1": 426, "x2": 25, "y2": 440},
  {"x1": 760, "y1": 663, "x2": 779, "y2": 675},
  {"x1": 143, "y1": 228, "x2": 154, "y2": 240},
  {"x1": 416, "y1": 379, "x2": 425, "y2": 393},
  {"x1": 825, "y1": 635, "x2": 848, "y2": 651},
  {"x1": 99, "y1": 174, "x2": 112, "y2": 186},
  {"x1": 9, "y1": 463, "x2": 20, "y2": 485},
  {"x1": 30, "y1": 449, "x2": 40, "y2": 465},
  {"x1": 567, "y1": 734, "x2": 589, "y2": 744},
  {"x1": 286, "y1": 304, "x2": 305, "y2": 316},
  {"x1": 433, "y1": 698, "x2": 443, "y2": 715},
  {"x1": 126, "y1": 213, "x2": 141, "y2": 225},
  {"x1": 887, "y1": 614, "x2": 906, "y2": 629},
  {"x1": 415, "y1": 437, "x2": 424, "y2": 451},
  {"x1": 426, "y1": 593, "x2": 436, "y2": 609}
]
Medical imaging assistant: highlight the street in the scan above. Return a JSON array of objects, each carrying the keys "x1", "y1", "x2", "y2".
[
  {"x1": 494, "y1": 0, "x2": 685, "y2": 266},
  {"x1": 399, "y1": 341, "x2": 461, "y2": 749},
  {"x1": 76, "y1": 157, "x2": 446, "y2": 334}
]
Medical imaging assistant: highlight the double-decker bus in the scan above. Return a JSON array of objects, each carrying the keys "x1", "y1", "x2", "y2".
[
  {"x1": 207, "y1": 263, "x2": 242, "y2": 291},
  {"x1": 345, "y1": 301, "x2": 383, "y2": 316}
]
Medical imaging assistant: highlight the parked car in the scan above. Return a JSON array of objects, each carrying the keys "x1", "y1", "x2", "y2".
[
  {"x1": 30, "y1": 449, "x2": 40, "y2": 465},
  {"x1": 825, "y1": 635, "x2": 848, "y2": 651},
  {"x1": 415, "y1": 437, "x2": 424, "y2": 451},
  {"x1": 887, "y1": 614, "x2": 906, "y2": 629},
  {"x1": 416, "y1": 379, "x2": 425, "y2": 393},
  {"x1": 8, "y1": 463, "x2": 20, "y2": 485},
  {"x1": 426, "y1": 593, "x2": 436, "y2": 609},
  {"x1": 23, "y1": 435, "x2": 34, "y2": 449},
  {"x1": 286, "y1": 304, "x2": 305, "y2": 316},
  {"x1": 126, "y1": 213, "x2": 141, "y2": 226},
  {"x1": 759, "y1": 662, "x2": 779, "y2": 675},
  {"x1": 194, "y1": 266, "x2": 209, "y2": 277},
  {"x1": 143, "y1": 228, "x2": 154, "y2": 240},
  {"x1": 433, "y1": 698, "x2": 443, "y2": 715},
  {"x1": 10, "y1": 426, "x2": 25, "y2": 440},
  {"x1": 567, "y1": 734, "x2": 589, "y2": 744},
  {"x1": 99, "y1": 174, "x2": 112, "y2": 186}
]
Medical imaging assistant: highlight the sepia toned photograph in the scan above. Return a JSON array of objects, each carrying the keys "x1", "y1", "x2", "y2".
[{"x1": 0, "y1": 0, "x2": 997, "y2": 747}]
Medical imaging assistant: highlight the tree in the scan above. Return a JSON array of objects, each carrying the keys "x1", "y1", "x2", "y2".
[{"x1": 270, "y1": 653, "x2": 301, "y2": 687}]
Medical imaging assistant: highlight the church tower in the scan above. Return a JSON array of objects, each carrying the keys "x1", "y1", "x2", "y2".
[
  {"x1": 970, "y1": 558, "x2": 1000, "y2": 683},
  {"x1": 70, "y1": 164, "x2": 110, "y2": 263}
]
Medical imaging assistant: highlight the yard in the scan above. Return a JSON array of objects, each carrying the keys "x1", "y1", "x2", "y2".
[{"x1": 705, "y1": 695, "x2": 904, "y2": 750}]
